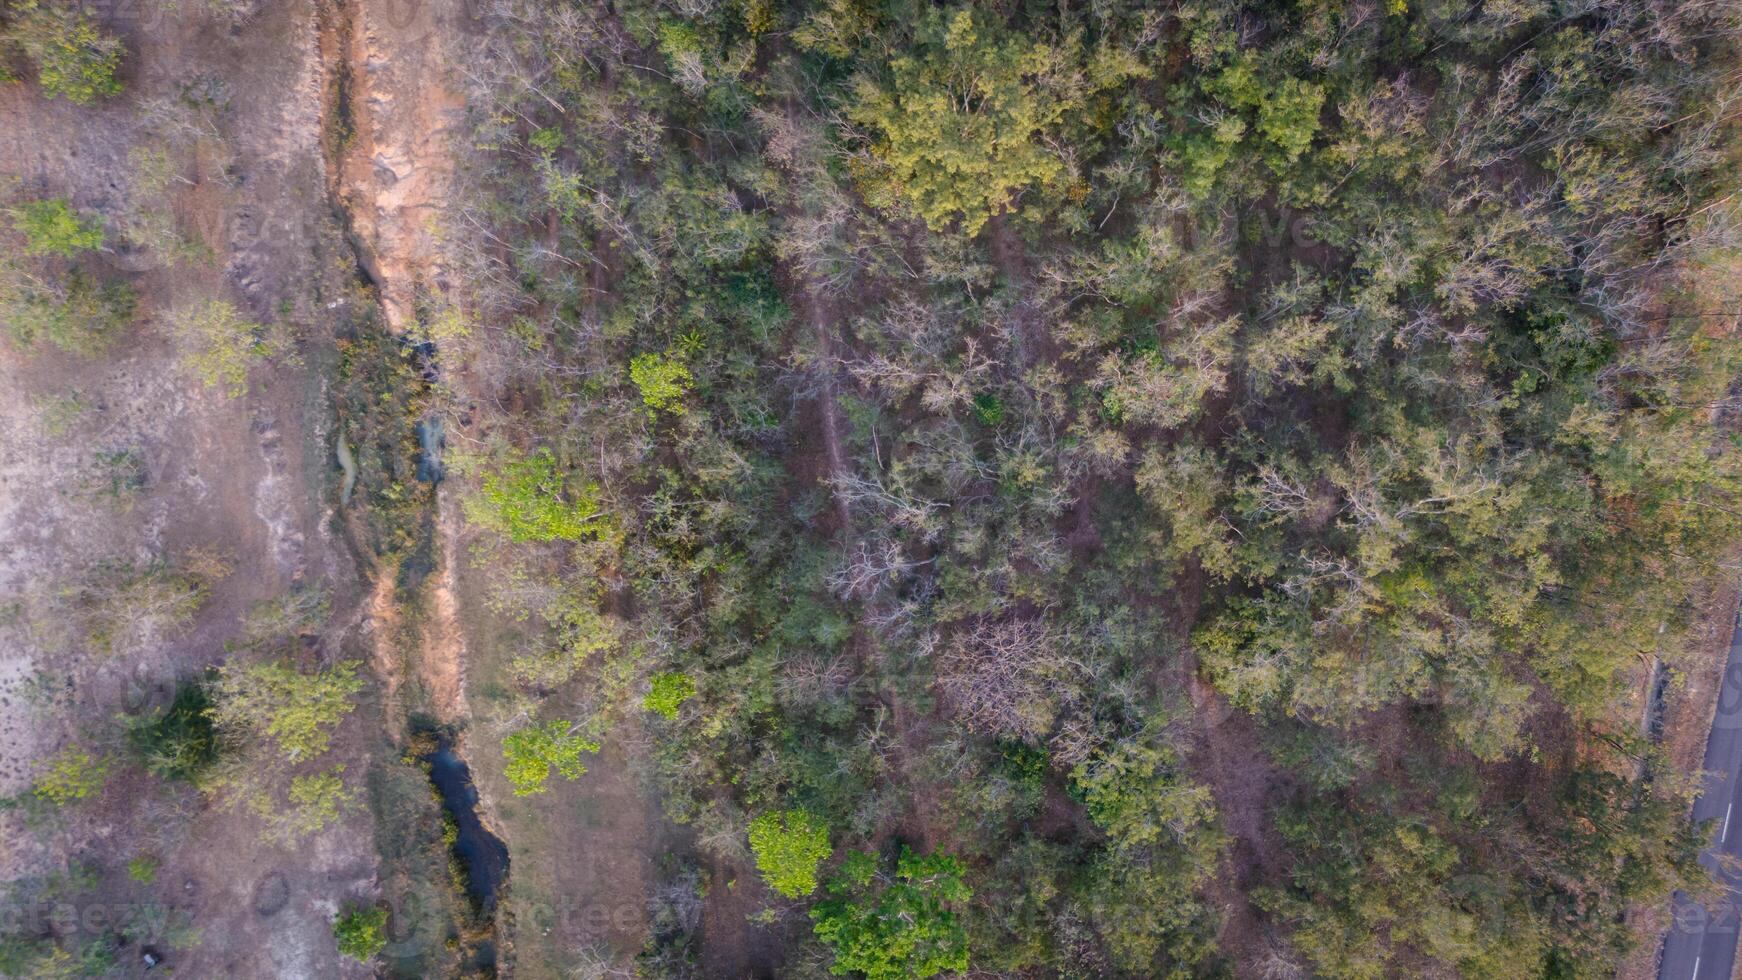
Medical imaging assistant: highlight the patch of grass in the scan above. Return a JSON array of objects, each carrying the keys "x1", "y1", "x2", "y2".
[{"x1": 31, "y1": 389, "x2": 95, "y2": 437}]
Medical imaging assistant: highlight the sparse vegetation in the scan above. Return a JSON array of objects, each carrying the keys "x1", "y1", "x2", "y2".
[
  {"x1": 163, "y1": 298, "x2": 284, "y2": 396},
  {"x1": 6, "y1": 0, "x2": 1740, "y2": 972}
]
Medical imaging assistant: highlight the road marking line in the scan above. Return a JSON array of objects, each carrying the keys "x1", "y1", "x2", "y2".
[
  {"x1": 1727, "y1": 804, "x2": 1735, "y2": 843},
  {"x1": 1693, "y1": 954, "x2": 1700, "y2": 979}
]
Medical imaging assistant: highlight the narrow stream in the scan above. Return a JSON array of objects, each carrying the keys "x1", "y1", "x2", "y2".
[{"x1": 419, "y1": 733, "x2": 509, "y2": 914}]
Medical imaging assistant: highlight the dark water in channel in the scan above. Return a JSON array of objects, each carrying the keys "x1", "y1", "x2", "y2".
[{"x1": 419, "y1": 736, "x2": 509, "y2": 912}]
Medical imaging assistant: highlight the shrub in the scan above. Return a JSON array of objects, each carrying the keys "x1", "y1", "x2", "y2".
[
  {"x1": 32, "y1": 746, "x2": 110, "y2": 805},
  {"x1": 163, "y1": 299, "x2": 280, "y2": 396},
  {"x1": 10, "y1": 199, "x2": 103, "y2": 257},
  {"x1": 749, "y1": 809, "x2": 832, "y2": 898},
  {"x1": 251, "y1": 766, "x2": 355, "y2": 843},
  {"x1": 127, "y1": 680, "x2": 220, "y2": 782},
  {"x1": 208, "y1": 659, "x2": 364, "y2": 763},
  {"x1": 3, "y1": 1, "x2": 125, "y2": 104},
  {"x1": 126, "y1": 855, "x2": 159, "y2": 884},
  {"x1": 629, "y1": 351, "x2": 693, "y2": 413},
  {"x1": 469, "y1": 449, "x2": 606, "y2": 543},
  {"x1": 810, "y1": 847, "x2": 972, "y2": 979},
  {"x1": 501, "y1": 720, "x2": 599, "y2": 796},
  {"x1": 643, "y1": 671, "x2": 697, "y2": 720},
  {"x1": 0, "y1": 265, "x2": 134, "y2": 355},
  {"x1": 332, "y1": 902, "x2": 388, "y2": 962}
]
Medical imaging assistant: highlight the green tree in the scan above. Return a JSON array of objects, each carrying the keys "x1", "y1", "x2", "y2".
[
  {"x1": 845, "y1": 7, "x2": 1139, "y2": 234},
  {"x1": 468, "y1": 448, "x2": 607, "y2": 543},
  {"x1": 31, "y1": 746, "x2": 110, "y2": 805},
  {"x1": 332, "y1": 902, "x2": 388, "y2": 963},
  {"x1": 643, "y1": 671, "x2": 697, "y2": 720},
  {"x1": 3, "y1": 1, "x2": 124, "y2": 104},
  {"x1": 501, "y1": 719, "x2": 599, "y2": 796},
  {"x1": 10, "y1": 199, "x2": 103, "y2": 257},
  {"x1": 749, "y1": 808, "x2": 832, "y2": 898},
  {"x1": 208, "y1": 659, "x2": 364, "y2": 763},
  {"x1": 811, "y1": 847, "x2": 972, "y2": 979}
]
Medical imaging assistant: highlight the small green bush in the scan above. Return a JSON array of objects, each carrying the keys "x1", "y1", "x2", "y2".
[
  {"x1": 32, "y1": 746, "x2": 110, "y2": 805},
  {"x1": 4, "y1": 1, "x2": 125, "y2": 104},
  {"x1": 643, "y1": 671, "x2": 696, "y2": 720},
  {"x1": 470, "y1": 449, "x2": 606, "y2": 543},
  {"x1": 128, "y1": 680, "x2": 219, "y2": 782},
  {"x1": 0, "y1": 265, "x2": 134, "y2": 355},
  {"x1": 502, "y1": 719, "x2": 599, "y2": 796},
  {"x1": 811, "y1": 847, "x2": 973, "y2": 979},
  {"x1": 332, "y1": 902, "x2": 388, "y2": 963},
  {"x1": 748, "y1": 809, "x2": 832, "y2": 898},
  {"x1": 164, "y1": 299, "x2": 279, "y2": 397},
  {"x1": 628, "y1": 351, "x2": 693, "y2": 413},
  {"x1": 126, "y1": 854, "x2": 159, "y2": 884},
  {"x1": 11, "y1": 199, "x2": 103, "y2": 257}
]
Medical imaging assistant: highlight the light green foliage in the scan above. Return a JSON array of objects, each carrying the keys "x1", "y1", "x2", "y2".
[
  {"x1": 1070, "y1": 739, "x2": 1219, "y2": 853},
  {"x1": 31, "y1": 747, "x2": 110, "y2": 805},
  {"x1": 846, "y1": 8, "x2": 1139, "y2": 234},
  {"x1": 509, "y1": 592, "x2": 621, "y2": 689},
  {"x1": 10, "y1": 199, "x2": 103, "y2": 257},
  {"x1": 164, "y1": 299, "x2": 279, "y2": 396},
  {"x1": 629, "y1": 351, "x2": 693, "y2": 413},
  {"x1": 501, "y1": 720, "x2": 599, "y2": 796},
  {"x1": 3, "y1": 1, "x2": 125, "y2": 104},
  {"x1": 811, "y1": 847, "x2": 972, "y2": 979},
  {"x1": 251, "y1": 766, "x2": 356, "y2": 843},
  {"x1": 126, "y1": 855, "x2": 159, "y2": 884},
  {"x1": 643, "y1": 671, "x2": 697, "y2": 720},
  {"x1": 748, "y1": 808, "x2": 831, "y2": 897},
  {"x1": 332, "y1": 902, "x2": 389, "y2": 963},
  {"x1": 469, "y1": 448, "x2": 606, "y2": 543},
  {"x1": 208, "y1": 659, "x2": 364, "y2": 763},
  {"x1": 1176, "y1": 47, "x2": 1325, "y2": 197}
]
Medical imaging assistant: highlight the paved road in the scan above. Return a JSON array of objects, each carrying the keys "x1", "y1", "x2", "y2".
[{"x1": 1662, "y1": 608, "x2": 1742, "y2": 980}]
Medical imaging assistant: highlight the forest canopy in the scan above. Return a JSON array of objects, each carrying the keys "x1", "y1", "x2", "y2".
[{"x1": 445, "y1": 0, "x2": 1742, "y2": 974}]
